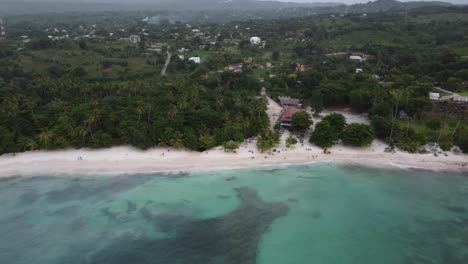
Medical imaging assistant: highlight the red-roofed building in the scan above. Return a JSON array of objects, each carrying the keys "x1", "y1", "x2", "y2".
[{"x1": 280, "y1": 107, "x2": 300, "y2": 127}]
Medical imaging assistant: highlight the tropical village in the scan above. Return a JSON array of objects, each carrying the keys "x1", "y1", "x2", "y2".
[
  {"x1": 1, "y1": 3, "x2": 468, "y2": 176},
  {"x1": 2, "y1": 2, "x2": 468, "y2": 264}
]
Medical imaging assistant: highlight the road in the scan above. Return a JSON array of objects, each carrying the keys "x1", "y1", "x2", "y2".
[
  {"x1": 434, "y1": 86, "x2": 460, "y2": 101},
  {"x1": 161, "y1": 49, "x2": 172, "y2": 76},
  {"x1": 265, "y1": 96, "x2": 283, "y2": 129}
]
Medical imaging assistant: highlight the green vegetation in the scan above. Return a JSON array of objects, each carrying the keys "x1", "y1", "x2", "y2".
[
  {"x1": 1, "y1": 7, "x2": 468, "y2": 153},
  {"x1": 309, "y1": 121, "x2": 336, "y2": 148},
  {"x1": 257, "y1": 132, "x2": 281, "y2": 153},
  {"x1": 222, "y1": 141, "x2": 241, "y2": 152},
  {"x1": 321, "y1": 113, "x2": 347, "y2": 137},
  {"x1": 342, "y1": 124, "x2": 375, "y2": 147},
  {"x1": 286, "y1": 136, "x2": 298, "y2": 148},
  {"x1": 291, "y1": 112, "x2": 313, "y2": 132}
]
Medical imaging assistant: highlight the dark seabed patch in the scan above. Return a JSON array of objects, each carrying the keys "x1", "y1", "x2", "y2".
[
  {"x1": 51, "y1": 205, "x2": 81, "y2": 217},
  {"x1": 17, "y1": 189, "x2": 39, "y2": 205},
  {"x1": 68, "y1": 217, "x2": 86, "y2": 231},
  {"x1": 297, "y1": 175, "x2": 323, "y2": 180},
  {"x1": 217, "y1": 195, "x2": 231, "y2": 200},
  {"x1": 44, "y1": 175, "x2": 156, "y2": 204},
  {"x1": 100, "y1": 208, "x2": 121, "y2": 221},
  {"x1": 311, "y1": 210, "x2": 322, "y2": 219},
  {"x1": 126, "y1": 200, "x2": 137, "y2": 214},
  {"x1": 88, "y1": 187, "x2": 289, "y2": 264}
]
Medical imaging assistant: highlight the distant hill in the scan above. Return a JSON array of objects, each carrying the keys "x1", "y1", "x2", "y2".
[
  {"x1": 0, "y1": 0, "x2": 455, "y2": 15},
  {"x1": 343, "y1": 0, "x2": 453, "y2": 13}
]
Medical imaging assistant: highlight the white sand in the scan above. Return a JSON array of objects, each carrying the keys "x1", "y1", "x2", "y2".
[
  {"x1": 0, "y1": 136, "x2": 467, "y2": 178},
  {"x1": 1, "y1": 105, "x2": 466, "y2": 178}
]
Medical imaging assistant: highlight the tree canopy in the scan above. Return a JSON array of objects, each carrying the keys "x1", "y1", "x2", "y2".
[{"x1": 342, "y1": 123, "x2": 375, "y2": 147}]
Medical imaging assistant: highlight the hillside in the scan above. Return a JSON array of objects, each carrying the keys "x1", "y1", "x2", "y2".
[{"x1": 0, "y1": 0, "x2": 454, "y2": 15}]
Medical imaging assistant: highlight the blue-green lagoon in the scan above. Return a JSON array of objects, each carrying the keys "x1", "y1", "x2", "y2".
[{"x1": 1, "y1": 164, "x2": 467, "y2": 264}]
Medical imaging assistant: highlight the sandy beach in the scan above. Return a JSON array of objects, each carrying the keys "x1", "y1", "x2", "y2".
[
  {"x1": 1, "y1": 102, "x2": 467, "y2": 178},
  {"x1": 1, "y1": 132, "x2": 467, "y2": 178}
]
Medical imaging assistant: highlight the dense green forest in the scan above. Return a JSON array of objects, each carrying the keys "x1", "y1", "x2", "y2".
[{"x1": 1, "y1": 6, "x2": 468, "y2": 153}]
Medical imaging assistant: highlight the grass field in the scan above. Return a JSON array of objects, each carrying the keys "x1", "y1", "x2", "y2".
[
  {"x1": 18, "y1": 47, "x2": 161, "y2": 79},
  {"x1": 326, "y1": 30, "x2": 414, "y2": 50}
]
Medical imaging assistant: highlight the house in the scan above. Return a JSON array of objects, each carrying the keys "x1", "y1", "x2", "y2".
[
  {"x1": 0, "y1": 18, "x2": 6, "y2": 40},
  {"x1": 350, "y1": 56, "x2": 364, "y2": 63},
  {"x1": 279, "y1": 96, "x2": 300, "y2": 108},
  {"x1": 429, "y1": 92, "x2": 440, "y2": 101},
  {"x1": 189, "y1": 57, "x2": 201, "y2": 64},
  {"x1": 399, "y1": 110, "x2": 409, "y2": 119},
  {"x1": 129, "y1": 35, "x2": 141, "y2": 44},
  {"x1": 280, "y1": 107, "x2": 301, "y2": 127},
  {"x1": 243, "y1": 57, "x2": 253, "y2": 64},
  {"x1": 260, "y1": 87, "x2": 267, "y2": 97},
  {"x1": 250, "y1": 36, "x2": 261, "y2": 45},
  {"x1": 350, "y1": 52, "x2": 368, "y2": 62},
  {"x1": 224, "y1": 63, "x2": 243, "y2": 72},
  {"x1": 454, "y1": 96, "x2": 468, "y2": 103},
  {"x1": 326, "y1": 52, "x2": 348, "y2": 58},
  {"x1": 291, "y1": 63, "x2": 308, "y2": 73}
]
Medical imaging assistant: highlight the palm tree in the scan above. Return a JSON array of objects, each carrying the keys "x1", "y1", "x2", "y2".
[
  {"x1": 145, "y1": 101, "x2": 154, "y2": 122},
  {"x1": 37, "y1": 130, "x2": 53, "y2": 149},
  {"x1": 83, "y1": 114, "x2": 98, "y2": 142},
  {"x1": 168, "y1": 105, "x2": 179, "y2": 118},
  {"x1": 215, "y1": 96, "x2": 224, "y2": 112},
  {"x1": 389, "y1": 91, "x2": 402, "y2": 147}
]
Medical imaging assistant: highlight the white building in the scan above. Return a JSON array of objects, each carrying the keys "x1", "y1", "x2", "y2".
[
  {"x1": 189, "y1": 57, "x2": 201, "y2": 64},
  {"x1": 350, "y1": 55, "x2": 364, "y2": 62},
  {"x1": 250, "y1": 36, "x2": 261, "y2": 45},
  {"x1": 0, "y1": 18, "x2": 6, "y2": 40},
  {"x1": 454, "y1": 96, "x2": 468, "y2": 102},
  {"x1": 429, "y1": 92, "x2": 440, "y2": 101},
  {"x1": 129, "y1": 35, "x2": 141, "y2": 44}
]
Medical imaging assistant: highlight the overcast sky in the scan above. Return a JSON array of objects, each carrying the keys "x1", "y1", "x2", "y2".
[
  {"x1": 3, "y1": 0, "x2": 467, "y2": 4},
  {"x1": 277, "y1": 0, "x2": 467, "y2": 3}
]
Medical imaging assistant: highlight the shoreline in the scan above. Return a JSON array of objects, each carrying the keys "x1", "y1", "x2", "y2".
[{"x1": 1, "y1": 138, "x2": 467, "y2": 178}]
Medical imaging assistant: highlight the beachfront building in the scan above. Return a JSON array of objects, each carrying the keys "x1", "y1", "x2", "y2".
[
  {"x1": 129, "y1": 35, "x2": 141, "y2": 44},
  {"x1": 279, "y1": 96, "x2": 300, "y2": 108},
  {"x1": 280, "y1": 107, "x2": 300, "y2": 127}
]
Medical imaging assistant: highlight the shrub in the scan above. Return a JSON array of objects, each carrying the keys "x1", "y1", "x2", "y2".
[
  {"x1": 322, "y1": 113, "x2": 347, "y2": 136},
  {"x1": 342, "y1": 123, "x2": 375, "y2": 147},
  {"x1": 291, "y1": 111, "x2": 313, "y2": 131},
  {"x1": 310, "y1": 121, "x2": 335, "y2": 148},
  {"x1": 286, "y1": 136, "x2": 298, "y2": 148}
]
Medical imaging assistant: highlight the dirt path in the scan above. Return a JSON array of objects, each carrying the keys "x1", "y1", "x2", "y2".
[
  {"x1": 265, "y1": 96, "x2": 282, "y2": 129},
  {"x1": 161, "y1": 49, "x2": 172, "y2": 76}
]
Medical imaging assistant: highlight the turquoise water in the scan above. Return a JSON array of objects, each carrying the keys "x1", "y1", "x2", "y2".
[{"x1": 0, "y1": 164, "x2": 468, "y2": 264}]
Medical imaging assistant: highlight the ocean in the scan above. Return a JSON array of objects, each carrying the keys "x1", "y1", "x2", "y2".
[{"x1": 0, "y1": 164, "x2": 467, "y2": 264}]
